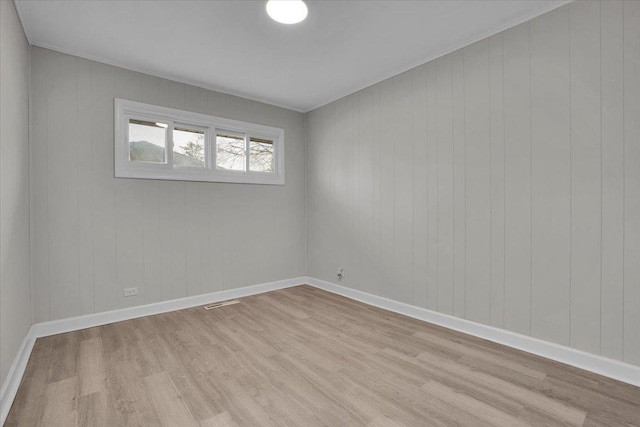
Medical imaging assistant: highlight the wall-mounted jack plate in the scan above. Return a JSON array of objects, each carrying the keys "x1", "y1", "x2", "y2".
[{"x1": 123, "y1": 287, "x2": 139, "y2": 297}]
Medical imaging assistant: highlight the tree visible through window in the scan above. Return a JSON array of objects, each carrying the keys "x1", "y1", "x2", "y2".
[
  {"x1": 216, "y1": 132, "x2": 245, "y2": 171},
  {"x1": 215, "y1": 134, "x2": 275, "y2": 172},
  {"x1": 116, "y1": 98, "x2": 284, "y2": 184},
  {"x1": 174, "y1": 126, "x2": 205, "y2": 167},
  {"x1": 182, "y1": 141, "x2": 204, "y2": 162},
  {"x1": 250, "y1": 137, "x2": 274, "y2": 172}
]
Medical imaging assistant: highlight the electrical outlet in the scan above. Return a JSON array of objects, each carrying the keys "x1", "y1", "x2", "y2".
[
  {"x1": 123, "y1": 287, "x2": 139, "y2": 297},
  {"x1": 337, "y1": 267, "x2": 343, "y2": 281}
]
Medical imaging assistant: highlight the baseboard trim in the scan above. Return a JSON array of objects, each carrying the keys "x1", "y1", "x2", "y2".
[
  {"x1": 32, "y1": 277, "x2": 305, "y2": 338},
  {"x1": 0, "y1": 328, "x2": 35, "y2": 425},
  {"x1": 305, "y1": 277, "x2": 640, "y2": 388},
  {"x1": 0, "y1": 277, "x2": 306, "y2": 425}
]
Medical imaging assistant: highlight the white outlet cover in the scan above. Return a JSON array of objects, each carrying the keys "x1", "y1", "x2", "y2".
[{"x1": 123, "y1": 287, "x2": 139, "y2": 297}]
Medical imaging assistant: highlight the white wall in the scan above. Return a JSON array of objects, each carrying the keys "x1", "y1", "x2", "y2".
[
  {"x1": 0, "y1": 0, "x2": 31, "y2": 386},
  {"x1": 29, "y1": 47, "x2": 306, "y2": 322},
  {"x1": 306, "y1": 1, "x2": 640, "y2": 366}
]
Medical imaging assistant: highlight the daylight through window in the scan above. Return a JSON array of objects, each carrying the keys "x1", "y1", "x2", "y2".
[
  {"x1": 250, "y1": 137, "x2": 274, "y2": 172},
  {"x1": 216, "y1": 132, "x2": 246, "y2": 171},
  {"x1": 128, "y1": 119, "x2": 167, "y2": 164},
  {"x1": 115, "y1": 99, "x2": 284, "y2": 184}
]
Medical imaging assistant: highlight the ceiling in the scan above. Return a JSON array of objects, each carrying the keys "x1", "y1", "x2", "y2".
[{"x1": 15, "y1": 0, "x2": 568, "y2": 112}]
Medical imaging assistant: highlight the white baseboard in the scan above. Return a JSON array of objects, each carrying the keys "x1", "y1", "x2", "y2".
[
  {"x1": 0, "y1": 277, "x2": 306, "y2": 425},
  {"x1": 31, "y1": 277, "x2": 305, "y2": 338},
  {"x1": 0, "y1": 328, "x2": 35, "y2": 426},
  {"x1": 306, "y1": 277, "x2": 640, "y2": 388}
]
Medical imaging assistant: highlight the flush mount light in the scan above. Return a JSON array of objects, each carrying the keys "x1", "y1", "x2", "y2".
[{"x1": 266, "y1": 0, "x2": 308, "y2": 25}]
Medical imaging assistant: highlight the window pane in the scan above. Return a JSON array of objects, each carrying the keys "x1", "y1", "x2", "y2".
[
  {"x1": 249, "y1": 137, "x2": 274, "y2": 172},
  {"x1": 173, "y1": 126, "x2": 205, "y2": 167},
  {"x1": 216, "y1": 132, "x2": 245, "y2": 171},
  {"x1": 128, "y1": 119, "x2": 167, "y2": 163}
]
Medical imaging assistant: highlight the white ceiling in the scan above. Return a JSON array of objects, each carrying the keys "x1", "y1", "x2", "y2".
[{"x1": 15, "y1": 0, "x2": 568, "y2": 112}]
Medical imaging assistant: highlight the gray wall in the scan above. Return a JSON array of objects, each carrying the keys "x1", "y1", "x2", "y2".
[
  {"x1": 30, "y1": 47, "x2": 306, "y2": 322},
  {"x1": 306, "y1": 1, "x2": 640, "y2": 366},
  {"x1": 0, "y1": 0, "x2": 31, "y2": 386}
]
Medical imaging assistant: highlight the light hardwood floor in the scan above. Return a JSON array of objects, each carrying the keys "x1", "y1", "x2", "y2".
[{"x1": 6, "y1": 286, "x2": 640, "y2": 426}]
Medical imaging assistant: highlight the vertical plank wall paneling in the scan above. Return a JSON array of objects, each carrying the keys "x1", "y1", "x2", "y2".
[
  {"x1": 393, "y1": 71, "x2": 413, "y2": 304},
  {"x1": 412, "y1": 66, "x2": 428, "y2": 309},
  {"x1": 570, "y1": 0, "x2": 602, "y2": 354},
  {"x1": 451, "y1": 50, "x2": 466, "y2": 319},
  {"x1": 623, "y1": 0, "x2": 640, "y2": 366},
  {"x1": 436, "y1": 56, "x2": 454, "y2": 316},
  {"x1": 600, "y1": 0, "x2": 624, "y2": 361},
  {"x1": 47, "y1": 51, "x2": 81, "y2": 320},
  {"x1": 348, "y1": 93, "x2": 360, "y2": 293},
  {"x1": 91, "y1": 61, "x2": 117, "y2": 316},
  {"x1": 305, "y1": 1, "x2": 640, "y2": 366},
  {"x1": 530, "y1": 6, "x2": 571, "y2": 346},
  {"x1": 488, "y1": 34, "x2": 505, "y2": 329},
  {"x1": 359, "y1": 87, "x2": 374, "y2": 297},
  {"x1": 30, "y1": 47, "x2": 306, "y2": 322},
  {"x1": 77, "y1": 58, "x2": 93, "y2": 316},
  {"x1": 463, "y1": 40, "x2": 491, "y2": 325},
  {"x1": 371, "y1": 84, "x2": 384, "y2": 298},
  {"x1": 379, "y1": 80, "x2": 395, "y2": 301},
  {"x1": 426, "y1": 64, "x2": 438, "y2": 311},
  {"x1": 29, "y1": 38, "x2": 50, "y2": 322},
  {"x1": 502, "y1": 22, "x2": 532, "y2": 337},
  {"x1": 0, "y1": 0, "x2": 31, "y2": 385}
]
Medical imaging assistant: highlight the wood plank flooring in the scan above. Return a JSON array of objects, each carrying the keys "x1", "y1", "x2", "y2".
[{"x1": 6, "y1": 286, "x2": 640, "y2": 426}]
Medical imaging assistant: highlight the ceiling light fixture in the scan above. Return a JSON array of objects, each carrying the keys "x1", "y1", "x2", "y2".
[{"x1": 266, "y1": 0, "x2": 308, "y2": 25}]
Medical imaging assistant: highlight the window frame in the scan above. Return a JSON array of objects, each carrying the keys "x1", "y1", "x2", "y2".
[{"x1": 115, "y1": 98, "x2": 285, "y2": 185}]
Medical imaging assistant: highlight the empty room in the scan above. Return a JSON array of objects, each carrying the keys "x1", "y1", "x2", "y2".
[{"x1": 1, "y1": 0, "x2": 639, "y2": 425}]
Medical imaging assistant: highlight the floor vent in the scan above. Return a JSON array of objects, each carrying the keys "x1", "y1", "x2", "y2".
[{"x1": 204, "y1": 300, "x2": 240, "y2": 310}]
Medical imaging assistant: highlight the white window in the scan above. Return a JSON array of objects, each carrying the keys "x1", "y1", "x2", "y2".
[{"x1": 114, "y1": 98, "x2": 284, "y2": 185}]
